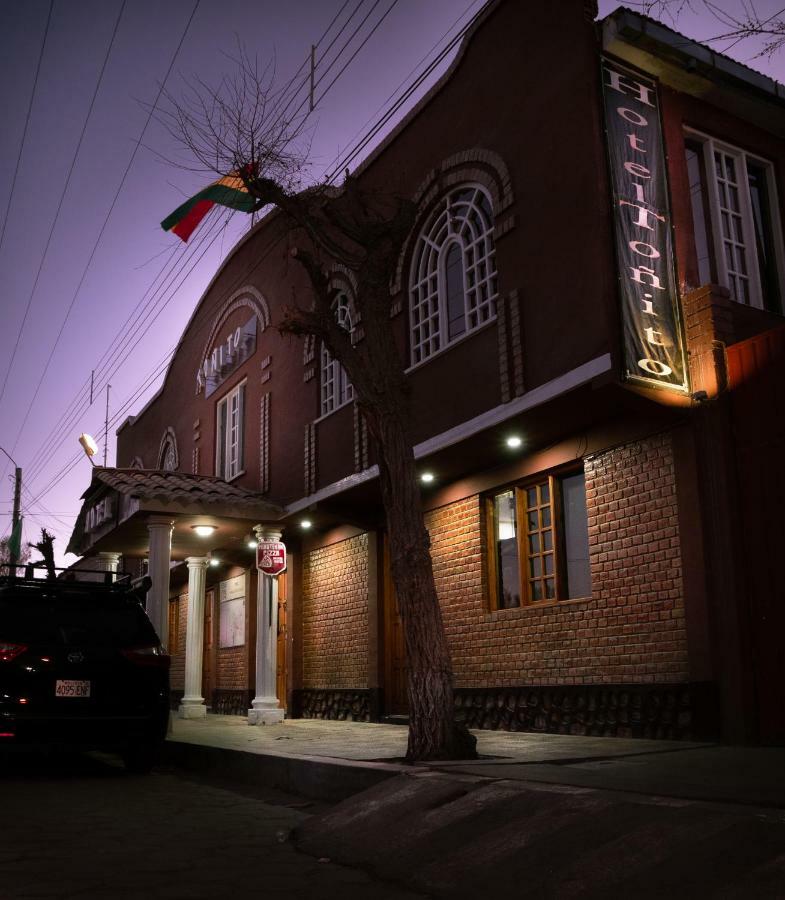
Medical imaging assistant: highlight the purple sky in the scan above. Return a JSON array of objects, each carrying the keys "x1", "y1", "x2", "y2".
[{"x1": 0, "y1": 0, "x2": 783, "y2": 567}]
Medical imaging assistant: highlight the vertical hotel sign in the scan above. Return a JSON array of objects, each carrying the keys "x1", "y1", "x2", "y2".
[{"x1": 601, "y1": 58, "x2": 688, "y2": 392}]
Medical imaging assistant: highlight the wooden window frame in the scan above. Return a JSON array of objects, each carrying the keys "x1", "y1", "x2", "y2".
[
  {"x1": 684, "y1": 128, "x2": 785, "y2": 312},
  {"x1": 486, "y1": 467, "x2": 585, "y2": 611}
]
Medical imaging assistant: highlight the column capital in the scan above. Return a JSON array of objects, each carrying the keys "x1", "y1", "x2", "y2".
[
  {"x1": 147, "y1": 515, "x2": 174, "y2": 532},
  {"x1": 185, "y1": 556, "x2": 209, "y2": 570},
  {"x1": 253, "y1": 523, "x2": 283, "y2": 542}
]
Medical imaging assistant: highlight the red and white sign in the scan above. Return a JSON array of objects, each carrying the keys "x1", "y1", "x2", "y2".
[{"x1": 256, "y1": 540, "x2": 286, "y2": 576}]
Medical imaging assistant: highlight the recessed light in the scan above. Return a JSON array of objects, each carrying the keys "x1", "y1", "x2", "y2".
[
  {"x1": 420, "y1": 472, "x2": 435, "y2": 484},
  {"x1": 505, "y1": 436, "x2": 523, "y2": 449},
  {"x1": 300, "y1": 519, "x2": 312, "y2": 529},
  {"x1": 192, "y1": 525, "x2": 216, "y2": 537},
  {"x1": 209, "y1": 558, "x2": 220, "y2": 567},
  {"x1": 247, "y1": 539, "x2": 258, "y2": 549}
]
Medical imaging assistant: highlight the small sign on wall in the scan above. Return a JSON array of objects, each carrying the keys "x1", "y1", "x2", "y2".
[
  {"x1": 219, "y1": 573, "x2": 246, "y2": 648},
  {"x1": 256, "y1": 540, "x2": 286, "y2": 577}
]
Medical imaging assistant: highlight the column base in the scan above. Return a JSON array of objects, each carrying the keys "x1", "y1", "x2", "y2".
[
  {"x1": 178, "y1": 699, "x2": 208, "y2": 719},
  {"x1": 248, "y1": 704, "x2": 284, "y2": 726}
]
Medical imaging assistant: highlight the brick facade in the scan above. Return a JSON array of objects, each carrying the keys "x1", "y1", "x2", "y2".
[
  {"x1": 425, "y1": 433, "x2": 689, "y2": 688},
  {"x1": 217, "y1": 646, "x2": 246, "y2": 691},
  {"x1": 302, "y1": 534, "x2": 368, "y2": 690}
]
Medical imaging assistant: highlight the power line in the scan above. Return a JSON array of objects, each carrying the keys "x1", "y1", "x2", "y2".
[
  {"x1": 3, "y1": 0, "x2": 202, "y2": 483},
  {"x1": 20, "y1": 0, "x2": 369, "y2": 489},
  {"x1": 0, "y1": 0, "x2": 128, "y2": 414},
  {"x1": 0, "y1": 1, "x2": 54, "y2": 261},
  {"x1": 22, "y1": 0, "x2": 426, "y2": 499}
]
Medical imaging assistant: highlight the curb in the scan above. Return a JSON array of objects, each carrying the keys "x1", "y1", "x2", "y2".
[{"x1": 162, "y1": 739, "x2": 409, "y2": 802}]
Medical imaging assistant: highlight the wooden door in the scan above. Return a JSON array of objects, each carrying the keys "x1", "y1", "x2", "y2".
[
  {"x1": 202, "y1": 590, "x2": 216, "y2": 706},
  {"x1": 382, "y1": 538, "x2": 408, "y2": 715},
  {"x1": 276, "y1": 576, "x2": 288, "y2": 711}
]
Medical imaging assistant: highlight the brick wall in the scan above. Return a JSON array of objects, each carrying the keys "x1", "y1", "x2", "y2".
[
  {"x1": 217, "y1": 646, "x2": 246, "y2": 691},
  {"x1": 426, "y1": 432, "x2": 689, "y2": 687},
  {"x1": 302, "y1": 533, "x2": 368, "y2": 689}
]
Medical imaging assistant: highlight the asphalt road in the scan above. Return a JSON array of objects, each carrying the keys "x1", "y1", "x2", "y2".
[{"x1": 0, "y1": 751, "x2": 424, "y2": 900}]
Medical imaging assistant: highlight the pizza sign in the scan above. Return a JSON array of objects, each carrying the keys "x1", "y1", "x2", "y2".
[{"x1": 256, "y1": 540, "x2": 286, "y2": 576}]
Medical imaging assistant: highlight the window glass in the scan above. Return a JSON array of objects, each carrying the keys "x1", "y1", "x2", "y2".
[
  {"x1": 489, "y1": 470, "x2": 591, "y2": 609},
  {"x1": 493, "y1": 490, "x2": 520, "y2": 609},
  {"x1": 687, "y1": 134, "x2": 783, "y2": 312},
  {"x1": 685, "y1": 143, "x2": 714, "y2": 286},
  {"x1": 410, "y1": 185, "x2": 497, "y2": 365},
  {"x1": 748, "y1": 162, "x2": 782, "y2": 314},
  {"x1": 216, "y1": 382, "x2": 245, "y2": 480},
  {"x1": 561, "y1": 472, "x2": 591, "y2": 599},
  {"x1": 320, "y1": 293, "x2": 355, "y2": 416}
]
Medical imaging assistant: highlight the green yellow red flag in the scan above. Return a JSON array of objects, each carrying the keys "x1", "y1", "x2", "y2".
[{"x1": 161, "y1": 169, "x2": 256, "y2": 242}]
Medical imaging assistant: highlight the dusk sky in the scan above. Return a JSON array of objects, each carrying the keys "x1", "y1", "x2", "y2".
[{"x1": 1, "y1": 0, "x2": 784, "y2": 567}]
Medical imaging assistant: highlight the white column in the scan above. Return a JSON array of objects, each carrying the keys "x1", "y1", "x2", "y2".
[
  {"x1": 248, "y1": 525, "x2": 285, "y2": 725},
  {"x1": 179, "y1": 557, "x2": 208, "y2": 719},
  {"x1": 93, "y1": 552, "x2": 121, "y2": 582},
  {"x1": 147, "y1": 516, "x2": 174, "y2": 646}
]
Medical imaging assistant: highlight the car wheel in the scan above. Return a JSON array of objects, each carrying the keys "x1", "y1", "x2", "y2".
[{"x1": 122, "y1": 742, "x2": 160, "y2": 774}]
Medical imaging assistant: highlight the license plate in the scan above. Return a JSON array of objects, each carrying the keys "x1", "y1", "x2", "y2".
[{"x1": 55, "y1": 680, "x2": 91, "y2": 698}]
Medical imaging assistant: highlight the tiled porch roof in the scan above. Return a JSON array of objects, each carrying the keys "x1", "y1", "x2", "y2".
[{"x1": 85, "y1": 468, "x2": 283, "y2": 514}]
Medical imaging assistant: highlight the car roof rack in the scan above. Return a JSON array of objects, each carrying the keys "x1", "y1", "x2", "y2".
[{"x1": 0, "y1": 562, "x2": 133, "y2": 590}]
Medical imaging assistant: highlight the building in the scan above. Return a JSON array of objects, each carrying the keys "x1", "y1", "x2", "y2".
[{"x1": 67, "y1": 0, "x2": 785, "y2": 743}]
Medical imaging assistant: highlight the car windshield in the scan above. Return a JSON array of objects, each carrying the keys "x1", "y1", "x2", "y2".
[{"x1": 0, "y1": 593, "x2": 157, "y2": 648}]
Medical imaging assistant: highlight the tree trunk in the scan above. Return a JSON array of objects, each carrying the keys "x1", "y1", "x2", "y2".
[{"x1": 367, "y1": 406, "x2": 476, "y2": 761}]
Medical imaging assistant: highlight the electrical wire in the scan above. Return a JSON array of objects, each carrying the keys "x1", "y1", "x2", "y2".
[
  {"x1": 22, "y1": 0, "x2": 438, "y2": 502},
  {"x1": 20, "y1": 0, "x2": 373, "y2": 491},
  {"x1": 0, "y1": 0, "x2": 128, "y2": 415},
  {"x1": 4, "y1": 1, "x2": 201, "y2": 481},
  {"x1": 0, "y1": 1, "x2": 54, "y2": 261}
]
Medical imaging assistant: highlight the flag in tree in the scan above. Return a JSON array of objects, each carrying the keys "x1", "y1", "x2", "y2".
[{"x1": 161, "y1": 169, "x2": 256, "y2": 242}]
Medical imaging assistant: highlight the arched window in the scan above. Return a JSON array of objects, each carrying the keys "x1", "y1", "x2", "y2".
[
  {"x1": 409, "y1": 185, "x2": 497, "y2": 365},
  {"x1": 320, "y1": 293, "x2": 354, "y2": 417},
  {"x1": 157, "y1": 427, "x2": 179, "y2": 471}
]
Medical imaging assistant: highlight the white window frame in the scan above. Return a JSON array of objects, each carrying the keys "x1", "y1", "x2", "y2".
[
  {"x1": 686, "y1": 128, "x2": 785, "y2": 311},
  {"x1": 320, "y1": 293, "x2": 355, "y2": 418},
  {"x1": 215, "y1": 379, "x2": 246, "y2": 481},
  {"x1": 409, "y1": 184, "x2": 498, "y2": 366}
]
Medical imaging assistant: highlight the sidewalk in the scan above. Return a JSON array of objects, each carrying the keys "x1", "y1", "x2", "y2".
[{"x1": 166, "y1": 714, "x2": 785, "y2": 808}]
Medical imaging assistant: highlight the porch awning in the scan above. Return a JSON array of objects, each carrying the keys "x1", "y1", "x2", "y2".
[{"x1": 67, "y1": 468, "x2": 284, "y2": 560}]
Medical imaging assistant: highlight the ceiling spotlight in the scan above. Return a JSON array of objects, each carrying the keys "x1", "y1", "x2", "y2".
[
  {"x1": 505, "y1": 435, "x2": 523, "y2": 449},
  {"x1": 192, "y1": 525, "x2": 216, "y2": 538},
  {"x1": 300, "y1": 519, "x2": 312, "y2": 529},
  {"x1": 420, "y1": 472, "x2": 435, "y2": 484},
  {"x1": 209, "y1": 558, "x2": 220, "y2": 567},
  {"x1": 247, "y1": 539, "x2": 258, "y2": 549}
]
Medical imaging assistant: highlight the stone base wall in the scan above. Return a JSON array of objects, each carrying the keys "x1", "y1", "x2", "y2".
[
  {"x1": 210, "y1": 689, "x2": 254, "y2": 716},
  {"x1": 293, "y1": 688, "x2": 373, "y2": 722},
  {"x1": 454, "y1": 683, "x2": 718, "y2": 740}
]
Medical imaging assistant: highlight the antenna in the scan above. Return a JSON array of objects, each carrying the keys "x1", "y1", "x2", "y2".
[{"x1": 103, "y1": 383, "x2": 111, "y2": 467}]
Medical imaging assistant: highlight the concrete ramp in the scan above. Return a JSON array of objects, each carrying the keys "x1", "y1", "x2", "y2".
[{"x1": 294, "y1": 771, "x2": 785, "y2": 898}]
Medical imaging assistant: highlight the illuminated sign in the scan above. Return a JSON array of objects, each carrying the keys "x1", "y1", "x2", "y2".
[
  {"x1": 601, "y1": 58, "x2": 688, "y2": 392},
  {"x1": 256, "y1": 540, "x2": 286, "y2": 577},
  {"x1": 196, "y1": 315, "x2": 257, "y2": 397}
]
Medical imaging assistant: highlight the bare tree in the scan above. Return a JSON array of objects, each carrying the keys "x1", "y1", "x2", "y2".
[
  {"x1": 637, "y1": 1, "x2": 785, "y2": 58},
  {"x1": 159, "y1": 52, "x2": 477, "y2": 761}
]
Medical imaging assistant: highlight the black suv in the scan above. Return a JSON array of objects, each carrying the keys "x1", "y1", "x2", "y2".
[{"x1": 0, "y1": 567, "x2": 170, "y2": 772}]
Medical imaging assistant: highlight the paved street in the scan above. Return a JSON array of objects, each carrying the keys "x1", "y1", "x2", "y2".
[{"x1": 0, "y1": 751, "x2": 423, "y2": 900}]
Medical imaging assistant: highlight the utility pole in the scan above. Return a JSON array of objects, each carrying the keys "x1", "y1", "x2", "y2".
[
  {"x1": 103, "y1": 384, "x2": 111, "y2": 467},
  {"x1": 0, "y1": 447, "x2": 22, "y2": 573}
]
